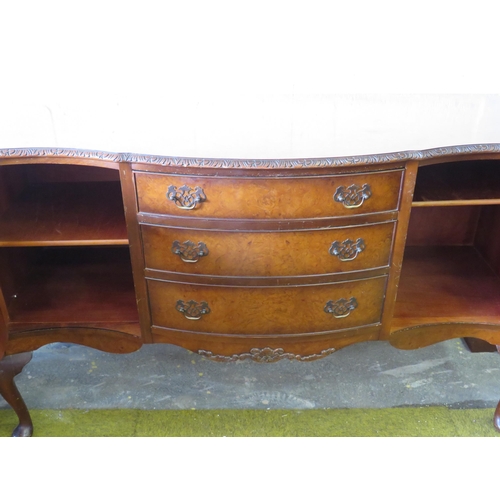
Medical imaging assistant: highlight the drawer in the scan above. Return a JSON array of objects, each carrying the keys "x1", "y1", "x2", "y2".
[
  {"x1": 135, "y1": 170, "x2": 403, "y2": 219},
  {"x1": 147, "y1": 276, "x2": 387, "y2": 335},
  {"x1": 142, "y1": 221, "x2": 395, "y2": 277}
]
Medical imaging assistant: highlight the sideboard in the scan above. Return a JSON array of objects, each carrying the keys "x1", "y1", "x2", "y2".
[{"x1": 1, "y1": 144, "x2": 500, "y2": 436}]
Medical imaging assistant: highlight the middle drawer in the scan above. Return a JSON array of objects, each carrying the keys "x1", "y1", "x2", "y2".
[{"x1": 141, "y1": 221, "x2": 395, "y2": 277}]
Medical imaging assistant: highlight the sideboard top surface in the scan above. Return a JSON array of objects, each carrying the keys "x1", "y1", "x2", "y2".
[{"x1": 1, "y1": 143, "x2": 500, "y2": 169}]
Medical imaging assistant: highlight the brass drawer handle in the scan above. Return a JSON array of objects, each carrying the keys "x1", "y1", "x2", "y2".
[
  {"x1": 324, "y1": 298, "x2": 358, "y2": 318},
  {"x1": 172, "y1": 240, "x2": 209, "y2": 263},
  {"x1": 333, "y1": 184, "x2": 372, "y2": 209},
  {"x1": 167, "y1": 185, "x2": 207, "y2": 210},
  {"x1": 329, "y1": 238, "x2": 366, "y2": 261},
  {"x1": 176, "y1": 300, "x2": 211, "y2": 320}
]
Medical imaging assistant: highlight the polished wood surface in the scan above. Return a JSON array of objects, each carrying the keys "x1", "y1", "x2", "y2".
[
  {"x1": 0, "y1": 306, "x2": 6, "y2": 362},
  {"x1": 413, "y1": 161, "x2": 500, "y2": 206},
  {"x1": 390, "y1": 323, "x2": 500, "y2": 350},
  {"x1": 0, "y1": 183, "x2": 128, "y2": 247},
  {"x1": 379, "y1": 161, "x2": 419, "y2": 340},
  {"x1": 495, "y1": 401, "x2": 500, "y2": 432},
  {"x1": 406, "y1": 206, "x2": 481, "y2": 246},
  {"x1": 138, "y1": 209, "x2": 397, "y2": 231},
  {"x1": 392, "y1": 246, "x2": 500, "y2": 328},
  {"x1": 475, "y1": 205, "x2": 500, "y2": 277},
  {"x1": 0, "y1": 182, "x2": 128, "y2": 246},
  {"x1": 6, "y1": 326, "x2": 142, "y2": 356},
  {"x1": 147, "y1": 276, "x2": 387, "y2": 336},
  {"x1": 0, "y1": 164, "x2": 128, "y2": 246},
  {"x1": 5, "y1": 247, "x2": 139, "y2": 329},
  {"x1": 141, "y1": 221, "x2": 395, "y2": 278},
  {"x1": 151, "y1": 324, "x2": 381, "y2": 359},
  {"x1": 119, "y1": 162, "x2": 154, "y2": 343},
  {"x1": 0, "y1": 352, "x2": 33, "y2": 437},
  {"x1": 2, "y1": 145, "x2": 500, "y2": 434},
  {"x1": 135, "y1": 170, "x2": 403, "y2": 219}
]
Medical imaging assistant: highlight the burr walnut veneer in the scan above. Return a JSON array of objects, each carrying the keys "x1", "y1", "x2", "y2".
[{"x1": 1, "y1": 144, "x2": 500, "y2": 436}]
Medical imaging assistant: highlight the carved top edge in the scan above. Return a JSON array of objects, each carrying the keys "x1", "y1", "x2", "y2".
[
  {"x1": 0, "y1": 148, "x2": 121, "y2": 162},
  {"x1": 1, "y1": 143, "x2": 500, "y2": 169}
]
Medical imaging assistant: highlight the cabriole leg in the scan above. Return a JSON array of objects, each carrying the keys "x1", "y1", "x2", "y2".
[
  {"x1": 494, "y1": 401, "x2": 500, "y2": 432},
  {"x1": 0, "y1": 352, "x2": 33, "y2": 437},
  {"x1": 494, "y1": 347, "x2": 500, "y2": 432}
]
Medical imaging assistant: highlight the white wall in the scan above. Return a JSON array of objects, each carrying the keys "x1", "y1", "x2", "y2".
[{"x1": 1, "y1": 1, "x2": 499, "y2": 159}]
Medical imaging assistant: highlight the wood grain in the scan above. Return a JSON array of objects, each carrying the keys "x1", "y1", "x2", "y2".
[
  {"x1": 3, "y1": 145, "x2": 500, "y2": 435},
  {"x1": 379, "y1": 161, "x2": 418, "y2": 340},
  {"x1": 393, "y1": 246, "x2": 500, "y2": 328},
  {"x1": 0, "y1": 352, "x2": 33, "y2": 436},
  {"x1": 0, "y1": 182, "x2": 128, "y2": 246},
  {"x1": 147, "y1": 275, "x2": 387, "y2": 336},
  {"x1": 406, "y1": 206, "x2": 481, "y2": 246},
  {"x1": 390, "y1": 323, "x2": 500, "y2": 350},
  {"x1": 6, "y1": 247, "x2": 139, "y2": 328},
  {"x1": 0, "y1": 305, "x2": 6, "y2": 360},
  {"x1": 135, "y1": 170, "x2": 403, "y2": 219},
  {"x1": 141, "y1": 221, "x2": 395, "y2": 277},
  {"x1": 119, "y1": 162, "x2": 154, "y2": 343},
  {"x1": 475, "y1": 205, "x2": 500, "y2": 276},
  {"x1": 6, "y1": 326, "x2": 142, "y2": 356},
  {"x1": 151, "y1": 324, "x2": 381, "y2": 358},
  {"x1": 413, "y1": 160, "x2": 500, "y2": 206}
]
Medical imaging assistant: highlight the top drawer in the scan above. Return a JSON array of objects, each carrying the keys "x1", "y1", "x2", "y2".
[{"x1": 135, "y1": 170, "x2": 403, "y2": 220}]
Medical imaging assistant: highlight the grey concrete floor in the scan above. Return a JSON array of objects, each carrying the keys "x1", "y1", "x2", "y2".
[{"x1": 2, "y1": 338, "x2": 500, "y2": 412}]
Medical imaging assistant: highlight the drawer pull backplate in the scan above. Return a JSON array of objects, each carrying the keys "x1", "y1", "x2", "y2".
[
  {"x1": 329, "y1": 238, "x2": 366, "y2": 261},
  {"x1": 176, "y1": 300, "x2": 211, "y2": 320},
  {"x1": 167, "y1": 185, "x2": 207, "y2": 210},
  {"x1": 324, "y1": 298, "x2": 358, "y2": 318},
  {"x1": 172, "y1": 240, "x2": 209, "y2": 263},
  {"x1": 334, "y1": 184, "x2": 372, "y2": 209}
]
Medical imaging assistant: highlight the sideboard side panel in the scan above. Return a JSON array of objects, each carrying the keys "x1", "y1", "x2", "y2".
[
  {"x1": 379, "y1": 160, "x2": 419, "y2": 340},
  {"x1": 119, "y1": 162, "x2": 153, "y2": 343},
  {"x1": 0, "y1": 303, "x2": 7, "y2": 361}
]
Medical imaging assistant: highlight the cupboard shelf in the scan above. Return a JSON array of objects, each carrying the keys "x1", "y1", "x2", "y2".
[
  {"x1": 393, "y1": 246, "x2": 500, "y2": 329},
  {"x1": 4, "y1": 247, "x2": 139, "y2": 328},
  {"x1": 412, "y1": 161, "x2": 500, "y2": 207},
  {"x1": 0, "y1": 182, "x2": 128, "y2": 247}
]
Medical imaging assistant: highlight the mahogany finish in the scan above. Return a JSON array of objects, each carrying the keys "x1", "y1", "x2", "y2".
[
  {"x1": 1, "y1": 145, "x2": 500, "y2": 435},
  {"x1": 413, "y1": 161, "x2": 500, "y2": 206},
  {"x1": 0, "y1": 165, "x2": 127, "y2": 246},
  {"x1": 3, "y1": 247, "x2": 139, "y2": 330},
  {"x1": 135, "y1": 170, "x2": 403, "y2": 219},
  {"x1": 141, "y1": 221, "x2": 395, "y2": 277},
  {"x1": 0, "y1": 352, "x2": 33, "y2": 437},
  {"x1": 392, "y1": 246, "x2": 500, "y2": 327},
  {"x1": 405, "y1": 206, "x2": 481, "y2": 246},
  {"x1": 147, "y1": 276, "x2": 387, "y2": 336}
]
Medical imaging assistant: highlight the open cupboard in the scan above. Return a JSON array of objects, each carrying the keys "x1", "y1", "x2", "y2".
[
  {"x1": 0, "y1": 164, "x2": 139, "y2": 341},
  {"x1": 1, "y1": 145, "x2": 500, "y2": 436},
  {"x1": 393, "y1": 161, "x2": 500, "y2": 346}
]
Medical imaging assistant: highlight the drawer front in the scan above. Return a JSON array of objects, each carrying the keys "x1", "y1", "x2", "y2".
[
  {"x1": 147, "y1": 276, "x2": 387, "y2": 335},
  {"x1": 135, "y1": 170, "x2": 403, "y2": 219},
  {"x1": 142, "y1": 222, "x2": 395, "y2": 277}
]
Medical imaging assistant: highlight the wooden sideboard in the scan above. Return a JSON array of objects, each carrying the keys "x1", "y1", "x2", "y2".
[{"x1": 1, "y1": 144, "x2": 500, "y2": 436}]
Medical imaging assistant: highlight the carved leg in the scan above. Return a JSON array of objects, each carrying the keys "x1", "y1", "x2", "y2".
[
  {"x1": 495, "y1": 401, "x2": 500, "y2": 432},
  {"x1": 0, "y1": 352, "x2": 33, "y2": 437}
]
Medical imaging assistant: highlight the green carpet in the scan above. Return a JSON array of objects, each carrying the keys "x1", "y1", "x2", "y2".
[{"x1": 1, "y1": 407, "x2": 499, "y2": 437}]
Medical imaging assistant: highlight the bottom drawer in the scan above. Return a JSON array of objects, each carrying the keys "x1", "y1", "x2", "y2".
[{"x1": 147, "y1": 276, "x2": 387, "y2": 336}]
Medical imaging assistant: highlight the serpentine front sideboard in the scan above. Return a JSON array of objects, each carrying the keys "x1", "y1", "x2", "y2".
[{"x1": 1, "y1": 144, "x2": 500, "y2": 436}]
